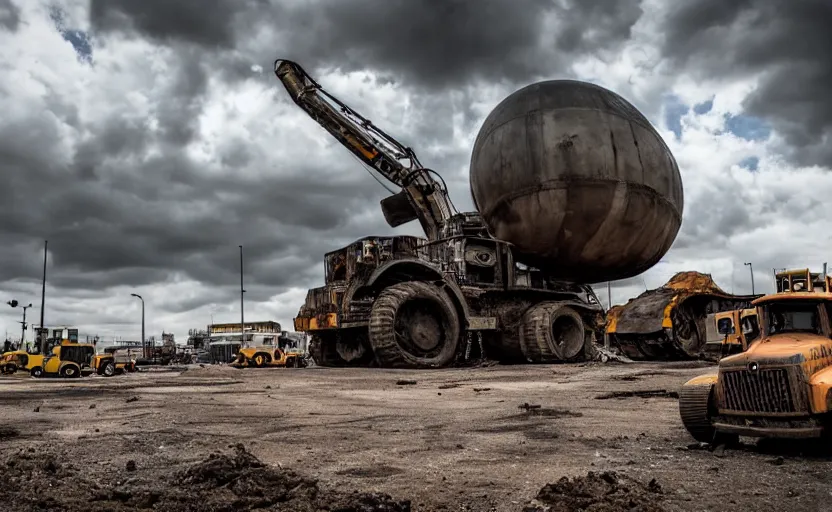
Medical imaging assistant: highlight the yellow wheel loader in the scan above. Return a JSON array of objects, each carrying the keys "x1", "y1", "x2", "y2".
[
  {"x1": 605, "y1": 271, "x2": 759, "y2": 361},
  {"x1": 680, "y1": 273, "x2": 832, "y2": 441},
  {"x1": 39, "y1": 343, "x2": 116, "y2": 378}
]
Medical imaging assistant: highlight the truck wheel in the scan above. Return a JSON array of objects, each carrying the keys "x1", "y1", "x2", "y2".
[
  {"x1": 101, "y1": 361, "x2": 116, "y2": 377},
  {"x1": 308, "y1": 335, "x2": 348, "y2": 367},
  {"x1": 679, "y1": 383, "x2": 718, "y2": 443},
  {"x1": 369, "y1": 282, "x2": 460, "y2": 368},
  {"x1": 30, "y1": 366, "x2": 43, "y2": 378},
  {"x1": 521, "y1": 303, "x2": 585, "y2": 362},
  {"x1": 253, "y1": 353, "x2": 268, "y2": 368},
  {"x1": 60, "y1": 364, "x2": 80, "y2": 378}
]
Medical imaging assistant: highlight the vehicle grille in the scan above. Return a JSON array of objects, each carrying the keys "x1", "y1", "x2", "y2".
[{"x1": 719, "y1": 368, "x2": 797, "y2": 413}]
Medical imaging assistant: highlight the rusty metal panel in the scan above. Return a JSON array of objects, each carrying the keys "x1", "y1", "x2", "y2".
[{"x1": 468, "y1": 316, "x2": 498, "y2": 330}]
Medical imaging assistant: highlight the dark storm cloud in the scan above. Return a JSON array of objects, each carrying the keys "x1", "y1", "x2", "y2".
[
  {"x1": 660, "y1": 0, "x2": 832, "y2": 167},
  {"x1": 89, "y1": 0, "x2": 247, "y2": 48},
  {"x1": 0, "y1": 0, "x2": 19, "y2": 31},
  {"x1": 90, "y1": 0, "x2": 643, "y2": 90}
]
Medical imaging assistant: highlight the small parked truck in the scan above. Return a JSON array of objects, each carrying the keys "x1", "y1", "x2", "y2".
[
  {"x1": 0, "y1": 350, "x2": 45, "y2": 377},
  {"x1": 680, "y1": 269, "x2": 832, "y2": 442},
  {"x1": 232, "y1": 346, "x2": 306, "y2": 369}
]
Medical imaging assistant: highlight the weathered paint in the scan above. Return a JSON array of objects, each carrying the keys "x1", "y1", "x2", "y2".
[
  {"x1": 752, "y1": 291, "x2": 832, "y2": 305},
  {"x1": 608, "y1": 271, "x2": 757, "y2": 335},
  {"x1": 470, "y1": 79, "x2": 683, "y2": 283},
  {"x1": 684, "y1": 374, "x2": 718, "y2": 387},
  {"x1": 808, "y1": 365, "x2": 832, "y2": 413}
]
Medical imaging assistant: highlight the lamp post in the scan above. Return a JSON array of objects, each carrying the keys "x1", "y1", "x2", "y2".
[
  {"x1": 130, "y1": 293, "x2": 145, "y2": 359},
  {"x1": 744, "y1": 262, "x2": 755, "y2": 295},
  {"x1": 239, "y1": 245, "x2": 246, "y2": 348},
  {"x1": 39, "y1": 240, "x2": 47, "y2": 354},
  {"x1": 19, "y1": 303, "x2": 32, "y2": 346}
]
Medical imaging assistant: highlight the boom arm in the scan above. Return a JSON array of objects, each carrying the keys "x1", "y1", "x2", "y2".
[{"x1": 274, "y1": 59, "x2": 456, "y2": 240}]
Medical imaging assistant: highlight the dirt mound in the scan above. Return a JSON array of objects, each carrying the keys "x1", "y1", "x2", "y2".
[
  {"x1": 524, "y1": 471, "x2": 665, "y2": 512},
  {"x1": 0, "y1": 443, "x2": 410, "y2": 512}
]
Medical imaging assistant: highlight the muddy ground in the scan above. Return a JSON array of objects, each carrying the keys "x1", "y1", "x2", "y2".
[{"x1": 0, "y1": 361, "x2": 830, "y2": 511}]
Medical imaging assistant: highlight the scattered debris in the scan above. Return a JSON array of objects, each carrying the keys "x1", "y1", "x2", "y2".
[
  {"x1": 595, "y1": 390, "x2": 680, "y2": 400},
  {"x1": 33, "y1": 406, "x2": 39, "y2": 413},
  {"x1": 0, "y1": 426, "x2": 20, "y2": 441},
  {"x1": 396, "y1": 380, "x2": 418, "y2": 386},
  {"x1": 524, "y1": 471, "x2": 665, "y2": 511},
  {"x1": 125, "y1": 397, "x2": 139, "y2": 403},
  {"x1": 438, "y1": 383, "x2": 461, "y2": 390},
  {"x1": 0, "y1": 443, "x2": 411, "y2": 511},
  {"x1": 592, "y1": 346, "x2": 634, "y2": 364},
  {"x1": 519, "y1": 403, "x2": 542, "y2": 411},
  {"x1": 473, "y1": 387, "x2": 491, "y2": 392},
  {"x1": 89, "y1": 404, "x2": 96, "y2": 409},
  {"x1": 769, "y1": 457, "x2": 785, "y2": 466}
]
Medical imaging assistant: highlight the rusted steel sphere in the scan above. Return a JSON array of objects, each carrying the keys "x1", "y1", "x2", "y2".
[{"x1": 469, "y1": 79, "x2": 683, "y2": 283}]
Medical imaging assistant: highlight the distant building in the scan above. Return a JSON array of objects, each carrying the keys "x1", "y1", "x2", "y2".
[{"x1": 208, "y1": 320, "x2": 282, "y2": 345}]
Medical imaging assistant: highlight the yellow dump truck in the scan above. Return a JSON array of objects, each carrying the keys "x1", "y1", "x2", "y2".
[
  {"x1": 605, "y1": 271, "x2": 759, "y2": 361},
  {"x1": 679, "y1": 271, "x2": 832, "y2": 442}
]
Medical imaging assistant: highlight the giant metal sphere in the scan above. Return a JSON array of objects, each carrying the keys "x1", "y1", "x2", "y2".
[{"x1": 469, "y1": 79, "x2": 683, "y2": 283}]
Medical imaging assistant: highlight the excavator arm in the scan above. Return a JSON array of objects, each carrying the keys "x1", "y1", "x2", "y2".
[{"x1": 274, "y1": 59, "x2": 456, "y2": 240}]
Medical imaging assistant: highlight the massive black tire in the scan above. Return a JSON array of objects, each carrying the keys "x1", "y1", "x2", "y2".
[
  {"x1": 520, "y1": 303, "x2": 586, "y2": 362},
  {"x1": 30, "y1": 366, "x2": 43, "y2": 378},
  {"x1": 252, "y1": 353, "x2": 269, "y2": 368},
  {"x1": 679, "y1": 384, "x2": 717, "y2": 443},
  {"x1": 369, "y1": 282, "x2": 460, "y2": 368},
  {"x1": 672, "y1": 306, "x2": 704, "y2": 358}
]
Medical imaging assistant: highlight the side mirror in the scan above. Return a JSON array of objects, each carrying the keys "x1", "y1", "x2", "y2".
[{"x1": 717, "y1": 318, "x2": 734, "y2": 335}]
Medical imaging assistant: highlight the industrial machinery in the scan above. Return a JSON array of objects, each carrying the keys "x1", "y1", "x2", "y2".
[
  {"x1": 38, "y1": 343, "x2": 116, "y2": 378},
  {"x1": 0, "y1": 350, "x2": 45, "y2": 377},
  {"x1": 605, "y1": 271, "x2": 760, "y2": 361},
  {"x1": 702, "y1": 308, "x2": 759, "y2": 357},
  {"x1": 275, "y1": 59, "x2": 683, "y2": 368},
  {"x1": 101, "y1": 346, "x2": 138, "y2": 373},
  {"x1": 232, "y1": 346, "x2": 306, "y2": 369},
  {"x1": 679, "y1": 272, "x2": 832, "y2": 441}
]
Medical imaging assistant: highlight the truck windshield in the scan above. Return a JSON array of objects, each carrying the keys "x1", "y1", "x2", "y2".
[{"x1": 764, "y1": 301, "x2": 822, "y2": 335}]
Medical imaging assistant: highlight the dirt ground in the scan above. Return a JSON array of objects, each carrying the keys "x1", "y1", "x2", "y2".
[{"x1": 1, "y1": 361, "x2": 831, "y2": 511}]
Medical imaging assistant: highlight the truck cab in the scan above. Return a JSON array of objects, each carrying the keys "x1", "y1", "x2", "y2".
[
  {"x1": 703, "y1": 308, "x2": 760, "y2": 357},
  {"x1": 679, "y1": 273, "x2": 832, "y2": 441}
]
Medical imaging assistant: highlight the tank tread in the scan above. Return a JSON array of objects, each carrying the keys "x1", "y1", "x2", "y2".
[
  {"x1": 369, "y1": 281, "x2": 459, "y2": 369},
  {"x1": 520, "y1": 303, "x2": 586, "y2": 363},
  {"x1": 678, "y1": 384, "x2": 716, "y2": 443},
  {"x1": 520, "y1": 304, "x2": 558, "y2": 363}
]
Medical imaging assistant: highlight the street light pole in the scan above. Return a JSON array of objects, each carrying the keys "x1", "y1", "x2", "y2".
[
  {"x1": 130, "y1": 293, "x2": 145, "y2": 359},
  {"x1": 240, "y1": 245, "x2": 246, "y2": 348},
  {"x1": 39, "y1": 240, "x2": 47, "y2": 354},
  {"x1": 20, "y1": 303, "x2": 32, "y2": 346},
  {"x1": 744, "y1": 262, "x2": 755, "y2": 295}
]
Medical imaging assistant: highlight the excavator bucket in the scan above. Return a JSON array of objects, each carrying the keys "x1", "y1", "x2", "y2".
[
  {"x1": 606, "y1": 271, "x2": 759, "y2": 361},
  {"x1": 380, "y1": 191, "x2": 419, "y2": 227}
]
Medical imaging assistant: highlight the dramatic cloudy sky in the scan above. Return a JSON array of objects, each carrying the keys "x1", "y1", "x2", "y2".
[{"x1": 1, "y1": 0, "x2": 830, "y2": 344}]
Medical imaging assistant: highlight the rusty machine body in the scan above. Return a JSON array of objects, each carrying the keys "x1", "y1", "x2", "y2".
[
  {"x1": 680, "y1": 269, "x2": 832, "y2": 441},
  {"x1": 605, "y1": 271, "x2": 760, "y2": 361},
  {"x1": 275, "y1": 59, "x2": 682, "y2": 368}
]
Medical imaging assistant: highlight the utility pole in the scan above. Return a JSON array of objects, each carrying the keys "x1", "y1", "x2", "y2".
[
  {"x1": 19, "y1": 303, "x2": 32, "y2": 345},
  {"x1": 240, "y1": 245, "x2": 246, "y2": 348},
  {"x1": 39, "y1": 240, "x2": 47, "y2": 354},
  {"x1": 744, "y1": 262, "x2": 755, "y2": 295},
  {"x1": 130, "y1": 293, "x2": 145, "y2": 359}
]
